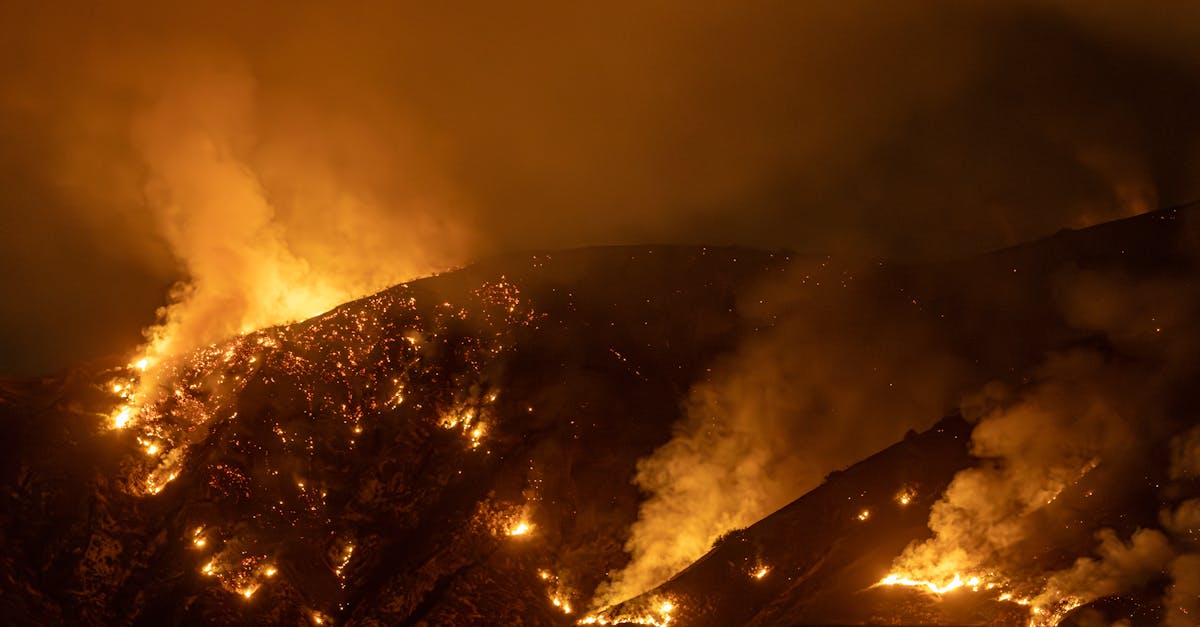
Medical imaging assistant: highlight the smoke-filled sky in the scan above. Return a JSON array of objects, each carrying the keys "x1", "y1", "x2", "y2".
[{"x1": 4, "y1": 1, "x2": 1200, "y2": 374}]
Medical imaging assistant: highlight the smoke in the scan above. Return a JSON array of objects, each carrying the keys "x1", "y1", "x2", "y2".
[
  {"x1": 1170, "y1": 426, "x2": 1200, "y2": 480},
  {"x1": 885, "y1": 267, "x2": 1200, "y2": 619},
  {"x1": 129, "y1": 59, "x2": 471, "y2": 369},
  {"x1": 1033, "y1": 528, "x2": 1173, "y2": 611},
  {"x1": 886, "y1": 349, "x2": 1143, "y2": 589},
  {"x1": 592, "y1": 259, "x2": 970, "y2": 607},
  {"x1": 6, "y1": 1, "x2": 1200, "y2": 373},
  {"x1": 1163, "y1": 554, "x2": 1200, "y2": 627}
]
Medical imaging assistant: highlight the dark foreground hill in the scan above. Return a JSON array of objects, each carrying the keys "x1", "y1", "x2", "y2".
[{"x1": 2, "y1": 206, "x2": 1198, "y2": 626}]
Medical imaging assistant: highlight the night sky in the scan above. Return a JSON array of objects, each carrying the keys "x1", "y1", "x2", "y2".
[{"x1": 3, "y1": 1, "x2": 1200, "y2": 374}]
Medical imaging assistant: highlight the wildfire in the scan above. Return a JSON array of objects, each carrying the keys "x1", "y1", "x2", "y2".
[
  {"x1": 334, "y1": 543, "x2": 355, "y2": 579},
  {"x1": 535, "y1": 569, "x2": 576, "y2": 615},
  {"x1": 877, "y1": 572, "x2": 983, "y2": 595},
  {"x1": 579, "y1": 598, "x2": 676, "y2": 626},
  {"x1": 92, "y1": 278, "x2": 539, "y2": 611},
  {"x1": 876, "y1": 572, "x2": 1051, "y2": 623},
  {"x1": 112, "y1": 405, "x2": 133, "y2": 429}
]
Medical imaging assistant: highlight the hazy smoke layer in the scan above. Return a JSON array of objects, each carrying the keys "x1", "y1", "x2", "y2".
[
  {"x1": 593, "y1": 259, "x2": 969, "y2": 607},
  {"x1": 5, "y1": 2, "x2": 1200, "y2": 372}
]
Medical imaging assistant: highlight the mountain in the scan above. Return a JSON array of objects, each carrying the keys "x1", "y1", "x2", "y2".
[{"x1": 2, "y1": 206, "x2": 1198, "y2": 626}]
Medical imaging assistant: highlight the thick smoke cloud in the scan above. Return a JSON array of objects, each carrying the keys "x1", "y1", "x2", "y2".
[
  {"x1": 593, "y1": 259, "x2": 971, "y2": 607},
  {"x1": 5, "y1": 1, "x2": 1200, "y2": 372},
  {"x1": 885, "y1": 269, "x2": 1200, "y2": 619},
  {"x1": 130, "y1": 59, "x2": 470, "y2": 364}
]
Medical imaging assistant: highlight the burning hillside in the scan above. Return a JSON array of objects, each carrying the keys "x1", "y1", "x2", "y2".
[{"x1": 3, "y1": 207, "x2": 1200, "y2": 626}]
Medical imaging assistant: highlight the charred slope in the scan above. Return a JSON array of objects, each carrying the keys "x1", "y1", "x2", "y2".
[
  {"x1": 0, "y1": 246, "x2": 789, "y2": 626},
  {"x1": 1, "y1": 205, "x2": 1198, "y2": 626}
]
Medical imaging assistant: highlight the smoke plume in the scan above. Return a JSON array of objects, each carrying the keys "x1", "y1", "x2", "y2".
[
  {"x1": 886, "y1": 267, "x2": 1200, "y2": 619},
  {"x1": 592, "y1": 259, "x2": 970, "y2": 607},
  {"x1": 130, "y1": 60, "x2": 471, "y2": 370}
]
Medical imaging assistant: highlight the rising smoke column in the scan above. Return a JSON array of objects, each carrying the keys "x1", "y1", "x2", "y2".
[
  {"x1": 885, "y1": 269, "x2": 1200, "y2": 621},
  {"x1": 592, "y1": 259, "x2": 970, "y2": 608},
  {"x1": 123, "y1": 56, "x2": 471, "y2": 395}
]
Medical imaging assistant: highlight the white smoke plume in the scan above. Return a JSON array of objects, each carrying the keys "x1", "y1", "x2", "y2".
[
  {"x1": 1033, "y1": 528, "x2": 1173, "y2": 611},
  {"x1": 592, "y1": 260, "x2": 969, "y2": 608},
  {"x1": 886, "y1": 349, "x2": 1140, "y2": 589},
  {"x1": 886, "y1": 268, "x2": 1200, "y2": 620},
  {"x1": 126, "y1": 57, "x2": 471, "y2": 386}
]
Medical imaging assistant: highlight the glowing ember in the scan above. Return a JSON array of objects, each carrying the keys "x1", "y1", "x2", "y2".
[
  {"x1": 241, "y1": 586, "x2": 257, "y2": 599},
  {"x1": 507, "y1": 521, "x2": 532, "y2": 536},
  {"x1": 751, "y1": 565, "x2": 770, "y2": 579},
  {"x1": 856, "y1": 509, "x2": 871, "y2": 521},
  {"x1": 896, "y1": 485, "x2": 916, "y2": 506},
  {"x1": 334, "y1": 543, "x2": 355, "y2": 579}
]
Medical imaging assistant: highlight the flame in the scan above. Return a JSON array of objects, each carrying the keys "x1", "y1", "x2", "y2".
[
  {"x1": 579, "y1": 597, "x2": 677, "y2": 626},
  {"x1": 877, "y1": 572, "x2": 984, "y2": 594},
  {"x1": 507, "y1": 521, "x2": 532, "y2": 537},
  {"x1": 112, "y1": 405, "x2": 133, "y2": 429},
  {"x1": 751, "y1": 565, "x2": 770, "y2": 580}
]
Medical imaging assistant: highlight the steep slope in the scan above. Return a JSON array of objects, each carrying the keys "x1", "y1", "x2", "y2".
[
  {"x1": 2, "y1": 205, "x2": 1198, "y2": 626},
  {"x1": 0, "y1": 246, "x2": 789, "y2": 626},
  {"x1": 595, "y1": 207, "x2": 1200, "y2": 626}
]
